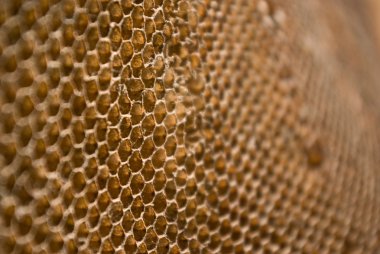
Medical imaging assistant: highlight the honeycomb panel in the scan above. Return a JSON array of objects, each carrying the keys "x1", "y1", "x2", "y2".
[{"x1": 0, "y1": 0, "x2": 380, "y2": 253}]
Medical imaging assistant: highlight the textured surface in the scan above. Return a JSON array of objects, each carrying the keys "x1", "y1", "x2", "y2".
[{"x1": 0, "y1": 0, "x2": 380, "y2": 253}]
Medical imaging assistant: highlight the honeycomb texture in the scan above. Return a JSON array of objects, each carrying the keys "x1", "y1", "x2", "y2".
[{"x1": 0, "y1": 0, "x2": 380, "y2": 253}]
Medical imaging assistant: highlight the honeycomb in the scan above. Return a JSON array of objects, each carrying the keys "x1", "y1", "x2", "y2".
[{"x1": 0, "y1": 0, "x2": 380, "y2": 253}]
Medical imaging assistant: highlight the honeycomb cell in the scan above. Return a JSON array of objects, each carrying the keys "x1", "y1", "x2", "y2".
[
  {"x1": 154, "y1": 216, "x2": 167, "y2": 235},
  {"x1": 142, "y1": 205, "x2": 154, "y2": 224},
  {"x1": 132, "y1": 6, "x2": 144, "y2": 28},
  {"x1": 133, "y1": 220, "x2": 146, "y2": 241},
  {"x1": 109, "y1": 2, "x2": 123, "y2": 23},
  {"x1": 34, "y1": 222, "x2": 49, "y2": 244},
  {"x1": 85, "y1": 182, "x2": 99, "y2": 203},
  {"x1": 101, "y1": 238, "x2": 114, "y2": 254},
  {"x1": 145, "y1": 228, "x2": 158, "y2": 250},
  {"x1": 121, "y1": 16, "x2": 133, "y2": 39},
  {"x1": 124, "y1": 235, "x2": 137, "y2": 254},
  {"x1": 48, "y1": 233, "x2": 64, "y2": 252},
  {"x1": 142, "y1": 114, "x2": 156, "y2": 135},
  {"x1": 164, "y1": 114, "x2": 177, "y2": 132},
  {"x1": 96, "y1": 119, "x2": 108, "y2": 141},
  {"x1": 121, "y1": 187, "x2": 133, "y2": 208},
  {"x1": 18, "y1": 96, "x2": 35, "y2": 117},
  {"x1": 17, "y1": 214, "x2": 33, "y2": 235},
  {"x1": 89, "y1": 231, "x2": 101, "y2": 251},
  {"x1": 108, "y1": 176, "x2": 121, "y2": 199},
  {"x1": 143, "y1": 45, "x2": 156, "y2": 64},
  {"x1": 164, "y1": 136, "x2": 177, "y2": 156},
  {"x1": 142, "y1": 161, "x2": 155, "y2": 181},
  {"x1": 19, "y1": 243, "x2": 33, "y2": 254},
  {"x1": 141, "y1": 138, "x2": 155, "y2": 159},
  {"x1": 107, "y1": 128, "x2": 121, "y2": 150},
  {"x1": 132, "y1": 30, "x2": 146, "y2": 51},
  {"x1": 108, "y1": 105, "x2": 121, "y2": 125},
  {"x1": 98, "y1": 192, "x2": 111, "y2": 212},
  {"x1": 153, "y1": 193, "x2": 167, "y2": 213},
  {"x1": 101, "y1": 148, "x2": 115, "y2": 171},
  {"x1": 61, "y1": 52, "x2": 74, "y2": 75},
  {"x1": 110, "y1": 225, "x2": 124, "y2": 247},
  {"x1": 153, "y1": 126, "x2": 166, "y2": 147},
  {"x1": 49, "y1": 204, "x2": 63, "y2": 226},
  {"x1": 72, "y1": 172, "x2": 86, "y2": 193},
  {"x1": 99, "y1": 215, "x2": 113, "y2": 237},
  {"x1": 130, "y1": 174, "x2": 144, "y2": 194},
  {"x1": 127, "y1": 79, "x2": 144, "y2": 100},
  {"x1": 85, "y1": 133, "x2": 98, "y2": 154},
  {"x1": 111, "y1": 56, "x2": 123, "y2": 74},
  {"x1": 131, "y1": 54, "x2": 144, "y2": 75},
  {"x1": 85, "y1": 158, "x2": 99, "y2": 179},
  {"x1": 131, "y1": 196, "x2": 144, "y2": 218},
  {"x1": 130, "y1": 127, "x2": 144, "y2": 148},
  {"x1": 77, "y1": 221, "x2": 89, "y2": 238},
  {"x1": 154, "y1": 11, "x2": 165, "y2": 30},
  {"x1": 99, "y1": 68, "x2": 112, "y2": 90},
  {"x1": 74, "y1": 197, "x2": 88, "y2": 219},
  {"x1": 131, "y1": 103, "x2": 145, "y2": 125},
  {"x1": 152, "y1": 149, "x2": 166, "y2": 169},
  {"x1": 118, "y1": 164, "x2": 131, "y2": 185},
  {"x1": 2, "y1": 54, "x2": 17, "y2": 72}
]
